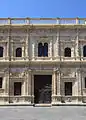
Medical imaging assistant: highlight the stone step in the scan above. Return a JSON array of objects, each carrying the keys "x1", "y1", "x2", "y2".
[{"x1": 34, "y1": 104, "x2": 52, "y2": 107}]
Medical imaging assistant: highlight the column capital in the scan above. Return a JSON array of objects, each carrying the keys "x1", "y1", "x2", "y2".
[{"x1": 53, "y1": 68, "x2": 60, "y2": 73}]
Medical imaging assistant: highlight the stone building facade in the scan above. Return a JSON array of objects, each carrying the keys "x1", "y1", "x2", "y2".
[{"x1": 0, "y1": 18, "x2": 86, "y2": 105}]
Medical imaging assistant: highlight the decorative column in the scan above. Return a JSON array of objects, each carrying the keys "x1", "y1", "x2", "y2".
[
  {"x1": 74, "y1": 69, "x2": 79, "y2": 96},
  {"x1": 52, "y1": 69, "x2": 57, "y2": 104},
  {"x1": 56, "y1": 35, "x2": 59, "y2": 58},
  {"x1": 23, "y1": 79, "x2": 26, "y2": 96},
  {"x1": 26, "y1": 34, "x2": 29, "y2": 60},
  {"x1": 22, "y1": 44, "x2": 25, "y2": 58},
  {"x1": 32, "y1": 42, "x2": 35, "y2": 60},
  {"x1": 77, "y1": 68, "x2": 82, "y2": 102},
  {"x1": 7, "y1": 25, "x2": 11, "y2": 60},
  {"x1": 7, "y1": 38, "x2": 9, "y2": 59},
  {"x1": 56, "y1": 69, "x2": 61, "y2": 96},
  {"x1": 71, "y1": 46, "x2": 74, "y2": 58},
  {"x1": 52, "y1": 70, "x2": 56, "y2": 95},
  {"x1": 11, "y1": 42, "x2": 14, "y2": 60},
  {"x1": 81, "y1": 44, "x2": 83, "y2": 58},
  {"x1": 31, "y1": 74, "x2": 34, "y2": 103},
  {"x1": 49, "y1": 40, "x2": 52, "y2": 59},
  {"x1": 75, "y1": 29, "x2": 79, "y2": 59},
  {"x1": 5, "y1": 69, "x2": 10, "y2": 103},
  {"x1": 27, "y1": 70, "x2": 31, "y2": 96}
]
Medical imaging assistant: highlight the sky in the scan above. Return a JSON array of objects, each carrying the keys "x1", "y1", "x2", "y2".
[{"x1": 0, "y1": 0, "x2": 86, "y2": 18}]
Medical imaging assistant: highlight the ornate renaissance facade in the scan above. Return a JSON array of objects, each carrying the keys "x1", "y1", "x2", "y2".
[{"x1": 0, "y1": 18, "x2": 86, "y2": 105}]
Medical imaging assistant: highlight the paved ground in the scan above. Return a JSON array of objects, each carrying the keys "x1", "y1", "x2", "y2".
[{"x1": 0, "y1": 106, "x2": 86, "y2": 120}]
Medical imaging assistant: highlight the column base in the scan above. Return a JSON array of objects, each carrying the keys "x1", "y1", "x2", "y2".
[{"x1": 52, "y1": 95, "x2": 61, "y2": 104}]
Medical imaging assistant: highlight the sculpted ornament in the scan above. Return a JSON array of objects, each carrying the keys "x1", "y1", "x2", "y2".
[{"x1": 62, "y1": 68, "x2": 71, "y2": 77}]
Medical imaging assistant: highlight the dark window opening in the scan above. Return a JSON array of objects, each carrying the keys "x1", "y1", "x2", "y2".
[
  {"x1": 85, "y1": 78, "x2": 86, "y2": 88},
  {"x1": 0, "y1": 47, "x2": 3, "y2": 57},
  {"x1": 38, "y1": 42, "x2": 48, "y2": 57},
  {"x1": 64, "y1": 47, "x2": 71, "y2": 57},
  {"x1": 43, "y1": 43, "x2": 48, "y2": 57},
  {"x1": 38, "y1": 43, "x2": 43, "y2": 57},
  {"x1": 14, "y1": 82, "x2": 22, "y2": 96},
  {"x1": 83, "y1": 45, "x2": 86, "y2": 57},
  {"x1": 16, "y1": 48, "x2": 22, "y2": 57},
  {"x1": 65, "y1": 82, "x2": 72, "y2": 96},
  {"x1": 0, "y1": 77, "x2": 2, "y2": 88}
]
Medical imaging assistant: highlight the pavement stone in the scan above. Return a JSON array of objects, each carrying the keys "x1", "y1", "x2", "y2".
[{"x1": 0, "y1": 106, "x2": 86, "y2": 120}]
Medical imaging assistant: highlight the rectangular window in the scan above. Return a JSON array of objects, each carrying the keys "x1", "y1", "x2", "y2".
[
  {"x1": 14, "y1": 82, "x2": 22, "y2": 96},
  {"x1": 85, "y1": 78, "x2": 86, "y2": 88},
  {"x1": 65, "y1": 82, "x2": 72, "y2": 96},
  {"x1": 0, "y1": 77, "x2": 2, "y2": 88}
]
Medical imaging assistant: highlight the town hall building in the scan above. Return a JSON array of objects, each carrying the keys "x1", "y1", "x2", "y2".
[{"x1": 0, "y1": 18, "x2": 86, "y2": 105}]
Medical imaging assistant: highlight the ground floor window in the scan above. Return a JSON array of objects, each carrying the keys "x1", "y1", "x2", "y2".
[
  {"x1": 0, "y1": 77, "x2": 2, "y2": 88},
  {"x1": 85, "y1": 77, "x2": 86, "y2": 88},
  {"x1": 65, "y1": 82, "x2": 72, "y2": 96},
  {"x1": 14, "y1": 82, "x2": 22, "y2": 96}
]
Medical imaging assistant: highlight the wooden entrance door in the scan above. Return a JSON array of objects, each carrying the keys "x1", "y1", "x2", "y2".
[{"x1": 34, "y1": 75, "x2": 52, "y2": 104}]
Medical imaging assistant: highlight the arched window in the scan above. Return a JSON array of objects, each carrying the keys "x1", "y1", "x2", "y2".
[
  {"x1": 0, "y1": 47, "x2": 3, "y2": 57},
  {"x1": 38, "y1": 43, "x2": 43, "y2": 57},
  {"x1": 83, "y1": 45, "x2": 86, "y2": 57},
  {"x1": 64, "y1": 47, "x2": 71, "y2": 57},
  {"x1": 43, "y1": 43, "x2": 48, "y2": 57},
  {"x1": 16, "y1": 47, "x2": 22, "y2": 57}
]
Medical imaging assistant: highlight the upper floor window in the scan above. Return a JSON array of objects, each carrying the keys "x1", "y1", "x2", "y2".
[
  {"x1": 83, "y1": 45, "x2": 86, "y2": 57},
  {"x1": 64, "y1": 47, "x2": 71, "y2": 57},
  {"x1": 16, "y1": 47, "x2": 22, "y2": 57},
  {"x1": 38, "y1": 43, "x2": 43, "y2": 57},
  {"x1": 38, "y1": 42, "x2": 48, "y2": 57},
  {"x1": 0, "y1": 47, "x2": 3, "y2": 57},
  {"x1": 43, "y1": 43, "x2": 48, "y2": 57}
]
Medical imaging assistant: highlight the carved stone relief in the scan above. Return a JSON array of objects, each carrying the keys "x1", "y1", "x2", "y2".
[
  {"x1": 10, "y1": 68, "x2": 27, "y2": 78},
  {"x1": 61, "y1": 68, "x2": 75, "y2": 77},
  {"x1": 30, "y1": 28, "x2": 57, "y2": 36}
]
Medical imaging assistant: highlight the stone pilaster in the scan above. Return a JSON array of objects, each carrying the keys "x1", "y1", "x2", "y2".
[
  {"x1": 75, "y1": 29, "x2": 79, "y2": 58},
  {"x1": 31, "y1": 74, "x2": 34, "y2": 96},
  {"x1": 81, "y1": 45, "x2": 83, "y2": 58},
  {"x1": 32, "y1": 42, "x2": 35, "y2": 60},
  {"x1": 49, "y1": 40, "x2": 52, "y2": 58},
  {"x1": 7, "y1": 38, "x2": 10, "y2": 58},
  {"x1": 56, "y1": 35, "x2": 59, "y2": 57},
  {"x1": 52, "y1": 70, "x2": 56, "y2": 95},
  {"x1": 23, "y1": 80, "x2": 26, "y2": 95},
  {"x1": 77, "y1": 69, "x2": 82, "y2": 96},
  {"x1": 22, "y1": 45, "x2": 25, "y2": 58},
  {"x1": 27, "y1": 70, "x2": 31, "y2": 96},
  {"x1": 71, "y1": 47, "x2": 74, "y2": 57},
  {"x1": 11, "y1": 42, "x2": 14, "y2": 60},
  {"x1": 3, "y1": 76, "x2": 6, "y2": 95},
  {"x1": 31, "y1": 74, "x2": 34, "y2": 103},
  {"x1": 26, "y1": 35, "x2": 29, "y2": 59},
  {"x1": 6, "y1": 70, "x2": 10, "y2": 96},
  {"x1": 56, "y1": 69, "x2": 61, "y2": 96}
]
